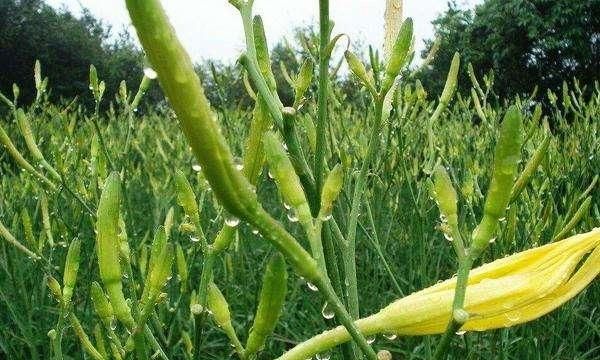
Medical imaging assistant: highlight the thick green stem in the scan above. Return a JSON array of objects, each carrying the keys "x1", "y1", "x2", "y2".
[{"x1": 314, "y1": 0, "x2": 330, "y2": 201}]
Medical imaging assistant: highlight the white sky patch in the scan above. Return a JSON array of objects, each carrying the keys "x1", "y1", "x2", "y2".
[{"x1": 45, "y1": 0, "x2": 481, "y2": 64}]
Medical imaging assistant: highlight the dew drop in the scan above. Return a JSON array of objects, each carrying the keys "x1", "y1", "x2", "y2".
[
  {"x1": 316, "y1": 351, "x2": 331, "y2": 360},
  {"x1": 192, "y1": 164, "x2": 202, "y2": 172},
  {"x1": 307, "y1": 282, "x2": 318, "y2": 292},
  {"x1": 190, "y1": 236, "x2": 200, "y2": 243},
  {"x1": 143, "y1": 67, "x2": 158, "y2": 80},
  {"x1": 489, "y1": 237, "x2": 496, "y2": 244},
  {"x1": 321, "y1": 302, "x2": 335, "y2": 320},
  {"x1": 287, "y1": 211, "x2": 299, "y2": 223},
  {"x1": 383, "y1": 332, "x2": 397, "y2": 340},
  {"x1": 443, "y1": 233, "x2": 453, "y2": 242},
  {"x1": 455, "y1": 330, "x2": 467, "y2": 336},
  {"x1": 366, "y1": 335, "x2": 376, "y2": 344},
  {"x1": 225, "y1": 216, "x2": 240, "y2": 227}
]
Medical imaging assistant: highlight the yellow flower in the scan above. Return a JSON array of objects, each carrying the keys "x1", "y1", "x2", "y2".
[{"x1": 279, "y1": 228, "x2": 600, "y2": 360}]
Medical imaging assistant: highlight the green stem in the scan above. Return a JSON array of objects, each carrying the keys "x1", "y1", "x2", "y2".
[
  {"x1": 314, "y1": 0, "x2": 330, "y2": 201},
  {"x1": 345, "y1": 99, "x2": 384, "y2": 320}
]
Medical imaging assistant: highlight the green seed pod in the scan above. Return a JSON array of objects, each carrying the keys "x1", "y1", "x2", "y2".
[
  {"x1": 207, "y1": 283, "x2": 232, "y2": 327},
  {"x1": 433, "y1": 164, "x2": 458, "y2": 227},
  {"x1": 294, "y1": 59, "x2": 313, "y2": 106},
  {"x1": 20, "y1": 208, "x2": 36, "y2": 249},
  {"x1": 90, "y1": 282, "x2": 114, "y2": 326},
  {"x1": 164, "y1": 207, "x2": 175, "y2": 239},
  {"x1": 0, "y1": 123, "x2": 55, "y2": 189},
  {"x1": 510, "y1": 135, "x2": 550, "y2": 203},
  {"x1": 176, "y1": 243, "x2": 188, "y2": 291},
  {"x1": 253, "y1": 16, "x2": 277, "y2": 92},
  {"x1": 472, "y1": 106, "x2": 522, "y2": 253},
  {"x1": 40, "y1": 193, "x2": 54, "y2": 248},
  {"x1": 89, "y1": 64, "x2": 99, "y2": 97},
  {"x1": 47, "y1": 276, "x2": 63, "y2": 302},
  {"x1": 262, "y1": 132, "x2": 311, "y2": 224},
  {"x1": 12, "y1": 83, "x2": 20, "y2": 101},
  {"x1": 62, "y1": 239, "x2": 82, "y2": 304},
  {"x1": 16, "y1": 109, "x2": 44, "y2": 162},
  {"x1": 382, "y1": 18, "x2": 413, "y2": 93},
  {"x1": 139, "y1": 245, "x2": 149, "y2": 279},
  {"x1": 471, "y1": 88, "x2": 486, "y2": 122},
  {"x1": 118, "y1": 80, "x2": 128, "y2": 103},
  {"x1": 69, "y1": 313, "x2": 105, "y2": 360},
  {"x1": 182, "y1": 331, "x2": 193, "y2": 356},
  {"x1": 242, "y1": 98, "x2": 271, "y2": 185},
  {"x1": 96, "y1": 172, "x2": 135, "y2": 329},
  {"x1": 34, "y1": 60, "x2": 42, "y2": 90},
  {"x1": 245, "y1": 254, "x2": 288, "y2": 357},
  {"x1": 118, "y1": 217, "x2": 131, "y2": 263},
  {"x1": 211, "y1": 226, "x2": 235, "y2": 253},
  {"x1": 174, "y1": 170, "x2": 200, "y2": 225},
  {"x1": 0, "y1": 219, "x2": 39, "y2": 260},
  {"x1": 142, "y1": 227, "x2": 173, "y2": 306},
  {"x1": 553, "y1": 196, "x2": 592, "y2": 241},
  {"x1": 319, "y1": 164, "x2": 344, "y2": 220},
  {"x1": 344, "y1": 51, "x2": 376, "y2": 96},
  {"x1": 93, "y1": 324, "x2": 108, "y2": 359},
  {"x1": 439, "y1": 52, "x2": 460, "y2": 106}
]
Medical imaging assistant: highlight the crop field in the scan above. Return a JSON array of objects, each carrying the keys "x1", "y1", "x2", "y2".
[{"x1": 0, "y1": 0, "x2": 599, "y2": 359}]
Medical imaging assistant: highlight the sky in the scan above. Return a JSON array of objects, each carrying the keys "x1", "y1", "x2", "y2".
[{"x1": 45, "y1": 0, "x2": 482, "y2": 64}]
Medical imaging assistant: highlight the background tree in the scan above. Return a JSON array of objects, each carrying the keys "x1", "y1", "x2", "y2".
[{"x1": 418, "y1": 0, "x2": 600, "y2": 99}]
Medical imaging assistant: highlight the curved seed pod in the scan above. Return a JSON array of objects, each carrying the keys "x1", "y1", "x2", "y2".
[
  {"x1": 263, "y1": 132, "x2": 311, "y2": 224},
  {"x1": 93, "y1": 324, "x2": 108, "y2": 359},
  {"x1": 319, "y1": 164, "x2": 344, "y2": 220},
  {"x1": 164, "y1": 207, "x2": 175, "y2": 239},
  {"x1": 344, "y1": 51, "x2": 376, "y2": 96},
  {"x1": 90, "y1": 281, "x2": 114, "y2": 326},
  {"x1": 16, "y1": 108, "x2": 44, "y2": 162},
  {"x1": 207, "y1": 283, "x2": 232, "y2": 328},
  {"x1": 553, "y1": 197, "x2": 592, "y2": 241},
  {"x1": 253, "y1": 15, "x2": 277, "y2": 92},
  {"x1": 125, "y1": 0, "x2": 319, "y2": 281},
  {"x1": 47, "y1": 276, "x2": 63, "y2": 302},
  {"x1": 245, "y1": 254, "x2": 288, "y2": 357},
  {"x1": 174, "y1": 170, "x2": 200, "y2": 225},
  {"x1": 0, "y1": 123, "x2": 55, "y2": 189},
  {"x1": 510, "y1": 135, "x2": 550, "y2": 203},
  {"x1": 471, "y1": 88, "x2": 486, "y2": 122},
  {"x1": 175, "y1": 243, "x2": 188, "y2": 291},
  {"x1": 0, "y1": 219, "x2": 39, "y2": 259},
  {"x1": 382, "y1": 18, "x2": 413, "y2": 93},
  {"x1": 294, "y1": 59, "x2": 313, "y2": 107},
  {"x1": 472, "y1": 107, "x2": 522, "y2": 254},
  {"x1": 62, "y1": 239, "x2": 82, "y2": 304},
  {"x1": 433, "y1": 165, "x2": 458, "y2": 227},
  {"x1": 69, "y1": 313, "x2": 105, "y2": 360},
  {"x1": 211, "y1": 226, "x2": 235, "y2": 254},
  {"x1": 96, "y1": 172, "x2": 135, "y2": 329}
]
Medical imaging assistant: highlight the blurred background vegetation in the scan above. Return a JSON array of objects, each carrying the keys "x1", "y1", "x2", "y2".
[{"x1": 1, "y1": 0, "x2": 599, "y2": 112}]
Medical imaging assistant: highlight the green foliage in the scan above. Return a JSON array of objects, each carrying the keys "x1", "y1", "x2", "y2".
[{"x1": 418, "y1": 0, "x2": 600, "y2": 98}]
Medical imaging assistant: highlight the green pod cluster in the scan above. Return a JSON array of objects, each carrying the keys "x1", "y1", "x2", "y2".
[
  {"x1": 262, "y1": 132, "x2": 311, "y2": 224},
  {"x1": 471, "y1": 106, "x2": 522, "y2": 253},
  {"x1": 125, "y1": 0, "x2": 258, "y2": 220},
  {"x1": 174, "y1": 170, "x2": 200, "y2": 224},
  {"x1": 319, "y1": 164, "x2": 344, "y2": 220},
  {"x1": 96, "y1": 172, "x2": 135, "y2": 329},
  {"x1": 344, "y1": 51, "x2": 376, "y2": 95},
  {"x1": 432, "y1": 165, "x2": 458, "y2": 227},
  {"x1": 20, "y1": 208, "x2": 36, "y2": 249},
  {"x1": 510, "y1": 135, "x2": 550, "y2": 202},
  {"x1": 89, "y1": 65, "x2": 105, "y2": 102},
  {"x1": 62, "y1": 239, "x2": 82, "y2": 305},
  {"x1": 40, "y1": 193, "x2": 54, "y2": 248},
  {"x1": 245, "y1": 254, "x2": 288, "y2": 357},
  {"x1": 382, "y1": 18, "x2": 413, "y2": 93},
  {"x1": 90, "y1": 281, "x2": 114, "y2": 326},
  {"x1": 293, "y1": 59, "x2": 313, "y2": 107},
  {"x1": 253, "y1": 16, "x2": 277, "y2": 93},
  {"x1": 207, "y1": 283, "x2": 232, "y2": 328}
]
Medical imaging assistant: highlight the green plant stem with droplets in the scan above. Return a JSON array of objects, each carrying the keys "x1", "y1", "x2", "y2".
[{"x1": 124, "y1": 1, "x2": 377, "y2": 358}]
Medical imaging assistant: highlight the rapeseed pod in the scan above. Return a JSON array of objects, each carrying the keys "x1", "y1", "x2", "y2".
[
  {"x1": 319, "y1": 164, "x2": 344, "y2": 221},
  {"x1": 174, "y1": 170, "x2": 200, "y2": 226},
  {"x1": 344, "y1": 51, "x2": 376, "y2": 96},
  {"x1": 432, "y1": 165, "x2": 458, "y2": 227},
  {"x1": 90, "y1": 281, "x2": 114, "y2": 326},
  {"x1": 96, "y1": 172, "x2": 135, "y2": 329},
  {"x1": 62, "y1": 239, "x2": 81, "y2": 305},
  {"x1": 279, "y1": 229, "x2": 600, "y2": 360},
  {"x1": 245, "y1": 254, "x2": 288, "y2": 357},
  {"x1": 472, "y1": 106, "x2": 522, "y2": 255},
  {"x1": 381, "y1": 18, "x2": 413, "y2": 94}
]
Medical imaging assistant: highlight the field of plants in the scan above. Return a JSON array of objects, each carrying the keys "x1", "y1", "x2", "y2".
[{"x1": 1, "y1": 0, "x2": 599, "y2": 359}]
